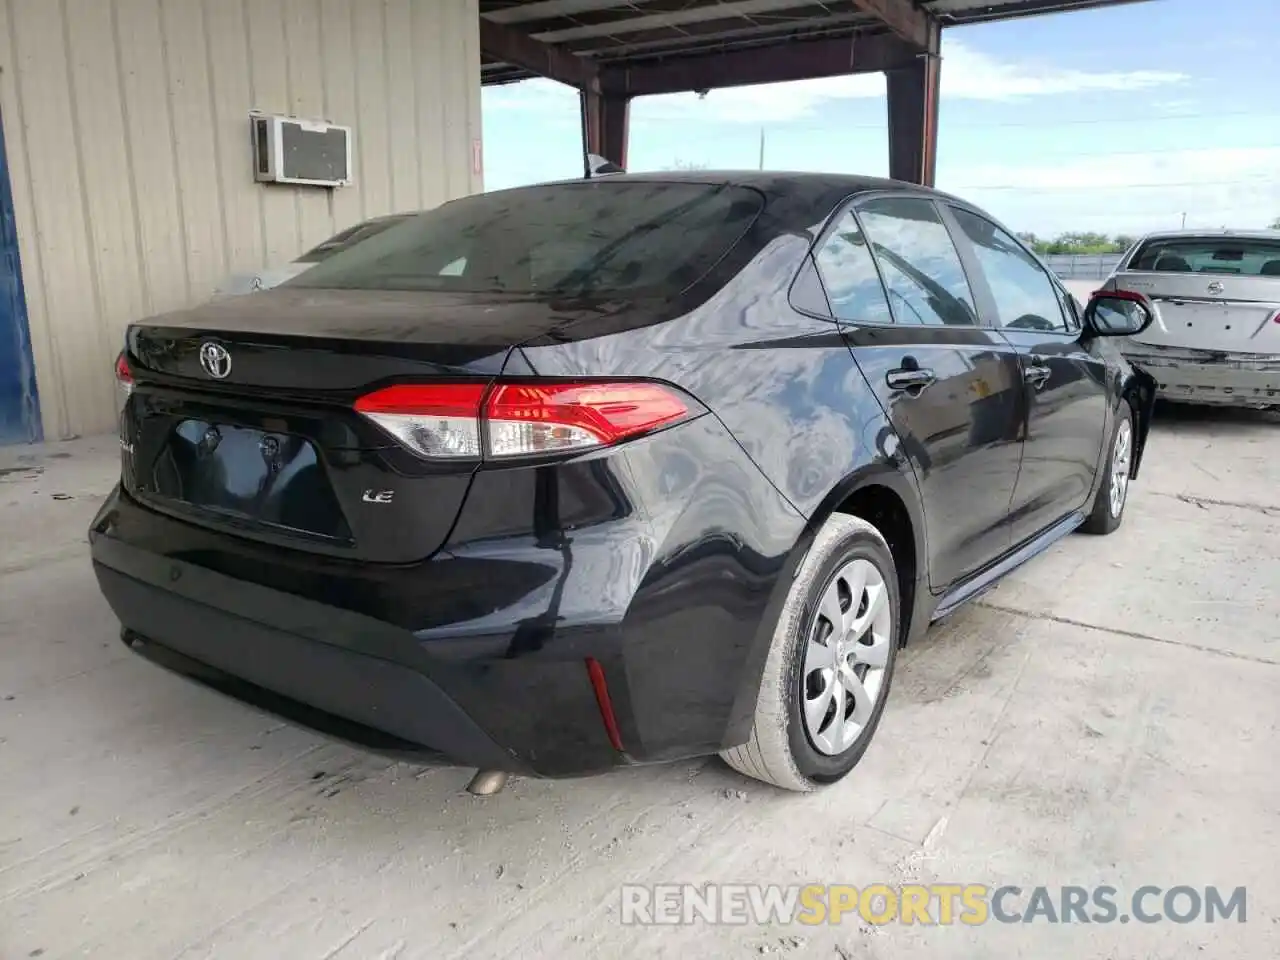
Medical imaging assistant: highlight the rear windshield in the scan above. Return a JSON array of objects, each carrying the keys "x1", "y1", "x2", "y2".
[
  {"x1": 285, "y1": 181, "x2": 763, "y2": 297},
  {"x1": 295, "y1": 216, "x2": 413, "y2": 263},
  {"x1": 1128, "y1": 237, "x2": 1280, "y2": 277}
]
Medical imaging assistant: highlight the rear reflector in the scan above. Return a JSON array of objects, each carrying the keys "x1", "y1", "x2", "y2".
[
  {"x1": 585, "y1": 657, "x2": 624, "y2": 752},
  {"x1": 355, "y1": 380, "x2": 690, "y2": 461}
]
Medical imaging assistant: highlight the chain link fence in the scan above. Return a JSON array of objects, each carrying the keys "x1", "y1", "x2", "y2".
[{"x1": 1041, "y1": 253, "x2": 1124, "y2": 281}]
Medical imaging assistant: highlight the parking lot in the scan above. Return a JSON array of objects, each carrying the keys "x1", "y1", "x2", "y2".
[{"x1": 2, "y1": 406, "x2": 1277, "y2": 960}]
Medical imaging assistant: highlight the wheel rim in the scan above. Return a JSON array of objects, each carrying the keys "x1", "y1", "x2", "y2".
[
  {"x1": 801, "y1": 558, "x2": 894, "y2": 756},
  {"x1": 1109, "y1": 419, "x2": 1132, "y2": 518}
]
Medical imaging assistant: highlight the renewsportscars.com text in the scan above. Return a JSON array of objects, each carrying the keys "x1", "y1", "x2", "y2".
[{"x1": 620, "y1": 883, "x2": 1247, "y2": 926}]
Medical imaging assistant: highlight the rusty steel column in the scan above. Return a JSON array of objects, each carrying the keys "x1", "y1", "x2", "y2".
[
  {"x1": 580, "y1": 88, "x2": 631, "y2": 172},
  {"x1": 885, "y1": 23, "x2": 941, "y2": 186}
]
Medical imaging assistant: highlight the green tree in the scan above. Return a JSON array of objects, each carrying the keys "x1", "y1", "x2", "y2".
[{"x1": 1021, "y1": 232, "x2": 1136, "y2": 255}]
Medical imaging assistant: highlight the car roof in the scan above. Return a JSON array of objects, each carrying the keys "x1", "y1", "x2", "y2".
[
  {"x1": 1135, "y1": 228, "x2": 1280, "y2": 243},
  {"x1": 507, "y1": 169, "x2": 973, "y2": 234}
]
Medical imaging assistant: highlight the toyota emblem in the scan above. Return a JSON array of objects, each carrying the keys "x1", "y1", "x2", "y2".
[
  {"x1": 1207, "y1": 280, "x2": 1224, "y2": 295},
  {"x1": 199, "y1": 342, "x2": 232, "y2": 379}
]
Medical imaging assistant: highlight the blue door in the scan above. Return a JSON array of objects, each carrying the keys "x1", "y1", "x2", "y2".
[{"x1": 0, "y1": 106, "x2": 40, "y2": 445}]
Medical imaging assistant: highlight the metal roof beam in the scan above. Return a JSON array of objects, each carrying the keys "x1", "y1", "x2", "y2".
[
  {"x1": 485, "y1": 0, "x2": 636, "y2": 22},
  {"x1": 479, "y1": 15, "x2": 598, "y2": 89},
  {"x1": 603, "y1": 31, "x2": 924, "y2": 96},
  {"x1": 850, "y1": 0, "x2": 934, "y2": 49}
]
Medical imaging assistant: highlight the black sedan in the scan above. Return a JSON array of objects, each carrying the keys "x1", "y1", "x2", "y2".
[{"x1": 93, "y1": 173, "x2": 1155, "y2": 792}]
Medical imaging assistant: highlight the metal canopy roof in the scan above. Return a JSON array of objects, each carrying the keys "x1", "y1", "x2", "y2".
[{"x1": 479, "y1": 0, "x2": 1150, "y2": 87}]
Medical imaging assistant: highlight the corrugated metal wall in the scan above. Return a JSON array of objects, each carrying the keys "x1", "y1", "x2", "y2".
[{"x1": 0, "y1": 0, "x2": 483, "y2": 440}]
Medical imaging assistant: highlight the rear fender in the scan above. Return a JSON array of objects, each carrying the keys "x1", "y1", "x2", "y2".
[
  {"x1": 1123, "y1": 366, "x2": 1157, "y2": 479},
  {"x1": 722, "y1": 453, "x2": 930, "y2": 748}
]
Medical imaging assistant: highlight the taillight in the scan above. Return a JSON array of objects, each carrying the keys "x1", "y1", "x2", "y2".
[
  {"x1": 354, "y1": 380, "x2": 692, "y2": 460},
  {"x1": 486, "y1": 382, "x2": 689, "y2": 457},
  {"x1": 354, "y1": 383, "x2": 486, "y2": 459},
  {"x1": 115, "y1": 351, "x2": 133, "y2": 391}
]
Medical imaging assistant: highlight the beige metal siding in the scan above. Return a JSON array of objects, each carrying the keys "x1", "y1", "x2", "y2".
[{"x1": 0, "y1": 0, "x2": 482, "y2": 440}]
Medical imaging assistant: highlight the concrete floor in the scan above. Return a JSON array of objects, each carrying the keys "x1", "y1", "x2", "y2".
[{"x1": 1, "y1": 407, "x2": 1277, "y2": 959}]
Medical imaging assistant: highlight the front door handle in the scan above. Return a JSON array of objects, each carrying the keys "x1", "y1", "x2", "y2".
[
  {"x1": 886, "y1": 367, "x2": 937, "y2": 392},
  {"x1": 1024, "y1": 363, "x2": 1051, "y2": 388}
]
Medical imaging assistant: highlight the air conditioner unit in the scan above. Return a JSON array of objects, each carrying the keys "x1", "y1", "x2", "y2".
[{"x1": 251, "y1": 113, "x2": 352, "y2": 188}]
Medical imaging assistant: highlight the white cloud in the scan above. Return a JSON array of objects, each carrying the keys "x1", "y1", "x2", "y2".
[
  {"x1": 483, "y1": 39, "x2": 1187, "y2": 125},
  {"x1": 939, "y1": 41, "x2": 1185, "y2": 101},
  {"x1": 945, "y1": 147, "x2": 1280, "y2": 234},
  {"x1": 948, "y1": 146, "x2": 1280, "y2": 192}
]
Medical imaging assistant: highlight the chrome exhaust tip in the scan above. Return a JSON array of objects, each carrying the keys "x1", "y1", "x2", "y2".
[{"x1": 465, "y1": 770, "x2": 509, "y2": 796}]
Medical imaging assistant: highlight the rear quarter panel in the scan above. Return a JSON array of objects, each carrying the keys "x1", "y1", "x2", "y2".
[
  {"x1": 515, "y1": 233, "x2": 898, "y2": 521},
  {"x1": 515, "y1": 232, "x2": 933, "y2": 748}
]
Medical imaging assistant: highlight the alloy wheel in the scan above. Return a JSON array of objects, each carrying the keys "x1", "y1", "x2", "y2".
[
  {"x1": 801, "y1": 558, "x2": 893, "y2": 756},
  {"x1": 1109, "y1": 419, "x2": 1132, "y2": 518}
]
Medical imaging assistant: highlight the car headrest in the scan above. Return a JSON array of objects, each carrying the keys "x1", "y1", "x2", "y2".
[
  {"x1": 1259, "y1": 259, "x2": 1280, "y2": 276},
  {"x1": 1153, "y1": 254, "x2": 1191, "y2": 272}
]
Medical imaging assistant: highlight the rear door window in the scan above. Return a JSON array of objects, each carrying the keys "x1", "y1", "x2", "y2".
[
  {"x1": 811, "y1": 211, "x2": 893, "y2": 325},
  {"x1": 1128, "y1": 237, "x2": 1280, "y2": 277},
  {"x1": 286, "y1": 181, "x2": 763, "y2": 297},
  {"x1": 857, "y1": 197, "x2": 978, "y2": 326}
]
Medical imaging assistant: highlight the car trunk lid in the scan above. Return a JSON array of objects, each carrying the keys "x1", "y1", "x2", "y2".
[{"x1": 119, "y1": 288, "x2": 562, "y2": 564}]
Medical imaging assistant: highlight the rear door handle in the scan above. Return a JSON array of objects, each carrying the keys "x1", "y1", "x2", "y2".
[
  {"x1": 1024, "y1": 363, "x2": 1051, "y2": 388},
  {"x1": 886, "y1": 367, "x2": 937, "y2": 392}
]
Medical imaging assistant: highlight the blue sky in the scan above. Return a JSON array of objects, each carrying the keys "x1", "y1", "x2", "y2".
[{"x1": 481, "y1": 0, "x2": 1280, "y2": 237}]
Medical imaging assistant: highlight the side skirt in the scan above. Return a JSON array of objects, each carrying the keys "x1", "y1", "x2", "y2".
[{"x1": 930, "y1": 511, "x2": 1085, "y2": 622}]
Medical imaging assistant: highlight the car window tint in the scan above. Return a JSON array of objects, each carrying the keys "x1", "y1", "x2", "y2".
[
  {"x1": 951, "y1": 208, "x2": 1070, "y2": 334},
  {"x1": 858, "y1": 198, "x2": 977, "y2": 326},
  {"x1": 812, "y1": 211, "x2": 892, "y2": 324},
  {"x1": 286, "y1": 182, "x2": 763, "y2": 297}
]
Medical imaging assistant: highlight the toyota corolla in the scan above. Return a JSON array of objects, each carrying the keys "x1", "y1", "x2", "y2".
[{"x1": 93, "y1": 173, "x2": 1156, "y2": 792}]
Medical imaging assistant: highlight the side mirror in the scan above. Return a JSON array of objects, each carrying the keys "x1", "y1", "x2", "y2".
[
  {"x1": 1083, "y1": 290, "x2": 1154, "y2": 338},
  {"x1": 585, "y1": 153, "x2": 624, "y2": 177}
]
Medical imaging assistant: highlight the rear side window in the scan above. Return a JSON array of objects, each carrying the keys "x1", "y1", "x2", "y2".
[
  {"x1": 950, "y1": 208, "x2": 1070, "y2": 334},
  {"x1": 812, "y1": 211, "x2": 893, "y2": 325},
  {"x1": 286, "y1": 182, "x2": 763, "y2": 297},
  {"x1": 1128, "y1": 237, "x2": 1280, "y2": 277},
  {"x1": 858, "y1": 198, "x2": 977, "y2": 326}
]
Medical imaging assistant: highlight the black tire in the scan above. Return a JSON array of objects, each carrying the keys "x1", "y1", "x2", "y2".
[
  {"x1": 1081, "y1": 403, "x2": 1134, "y2": 535},
  {"x1": 720, "y1": 514, "x2": 901, "y2": 792}
]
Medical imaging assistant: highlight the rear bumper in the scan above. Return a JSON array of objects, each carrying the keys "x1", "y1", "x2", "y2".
[
  {"x1": 1121, "y1": 346, "x2": 1280, "y2": 408},
  {"x1": 90, "y1": 522, "x2": 609, "y2": 776},
  {"x1": 89, "y1": 415, "x2": 807, "y2": 777}
]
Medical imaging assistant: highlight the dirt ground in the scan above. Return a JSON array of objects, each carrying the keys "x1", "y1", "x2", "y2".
[{"x1": 2, "y1": 405, "x2": 1277, "y2": 959}]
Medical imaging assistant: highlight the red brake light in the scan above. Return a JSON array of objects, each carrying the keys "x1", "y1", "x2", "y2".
[
  {"x1": 354, "y1": 383, "x2": 486, "y2": 459},
  {"x1": 1094, "y1": 288, "x2": 1148, "y2": 303},
  {"x1": 486, "y1": 382, "x2": 688, "y2": 457},
  {"x1": 115, "y1": 351, "x2": 133, "y2": 385},
  {"x1": 353, "y1": 380, "x2": 691, "y2": 460}
]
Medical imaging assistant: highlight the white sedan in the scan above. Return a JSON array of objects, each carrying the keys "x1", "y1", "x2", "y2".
[{"x1": 1098, "y1": 230, "x2": 1280, "y2": 409}]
